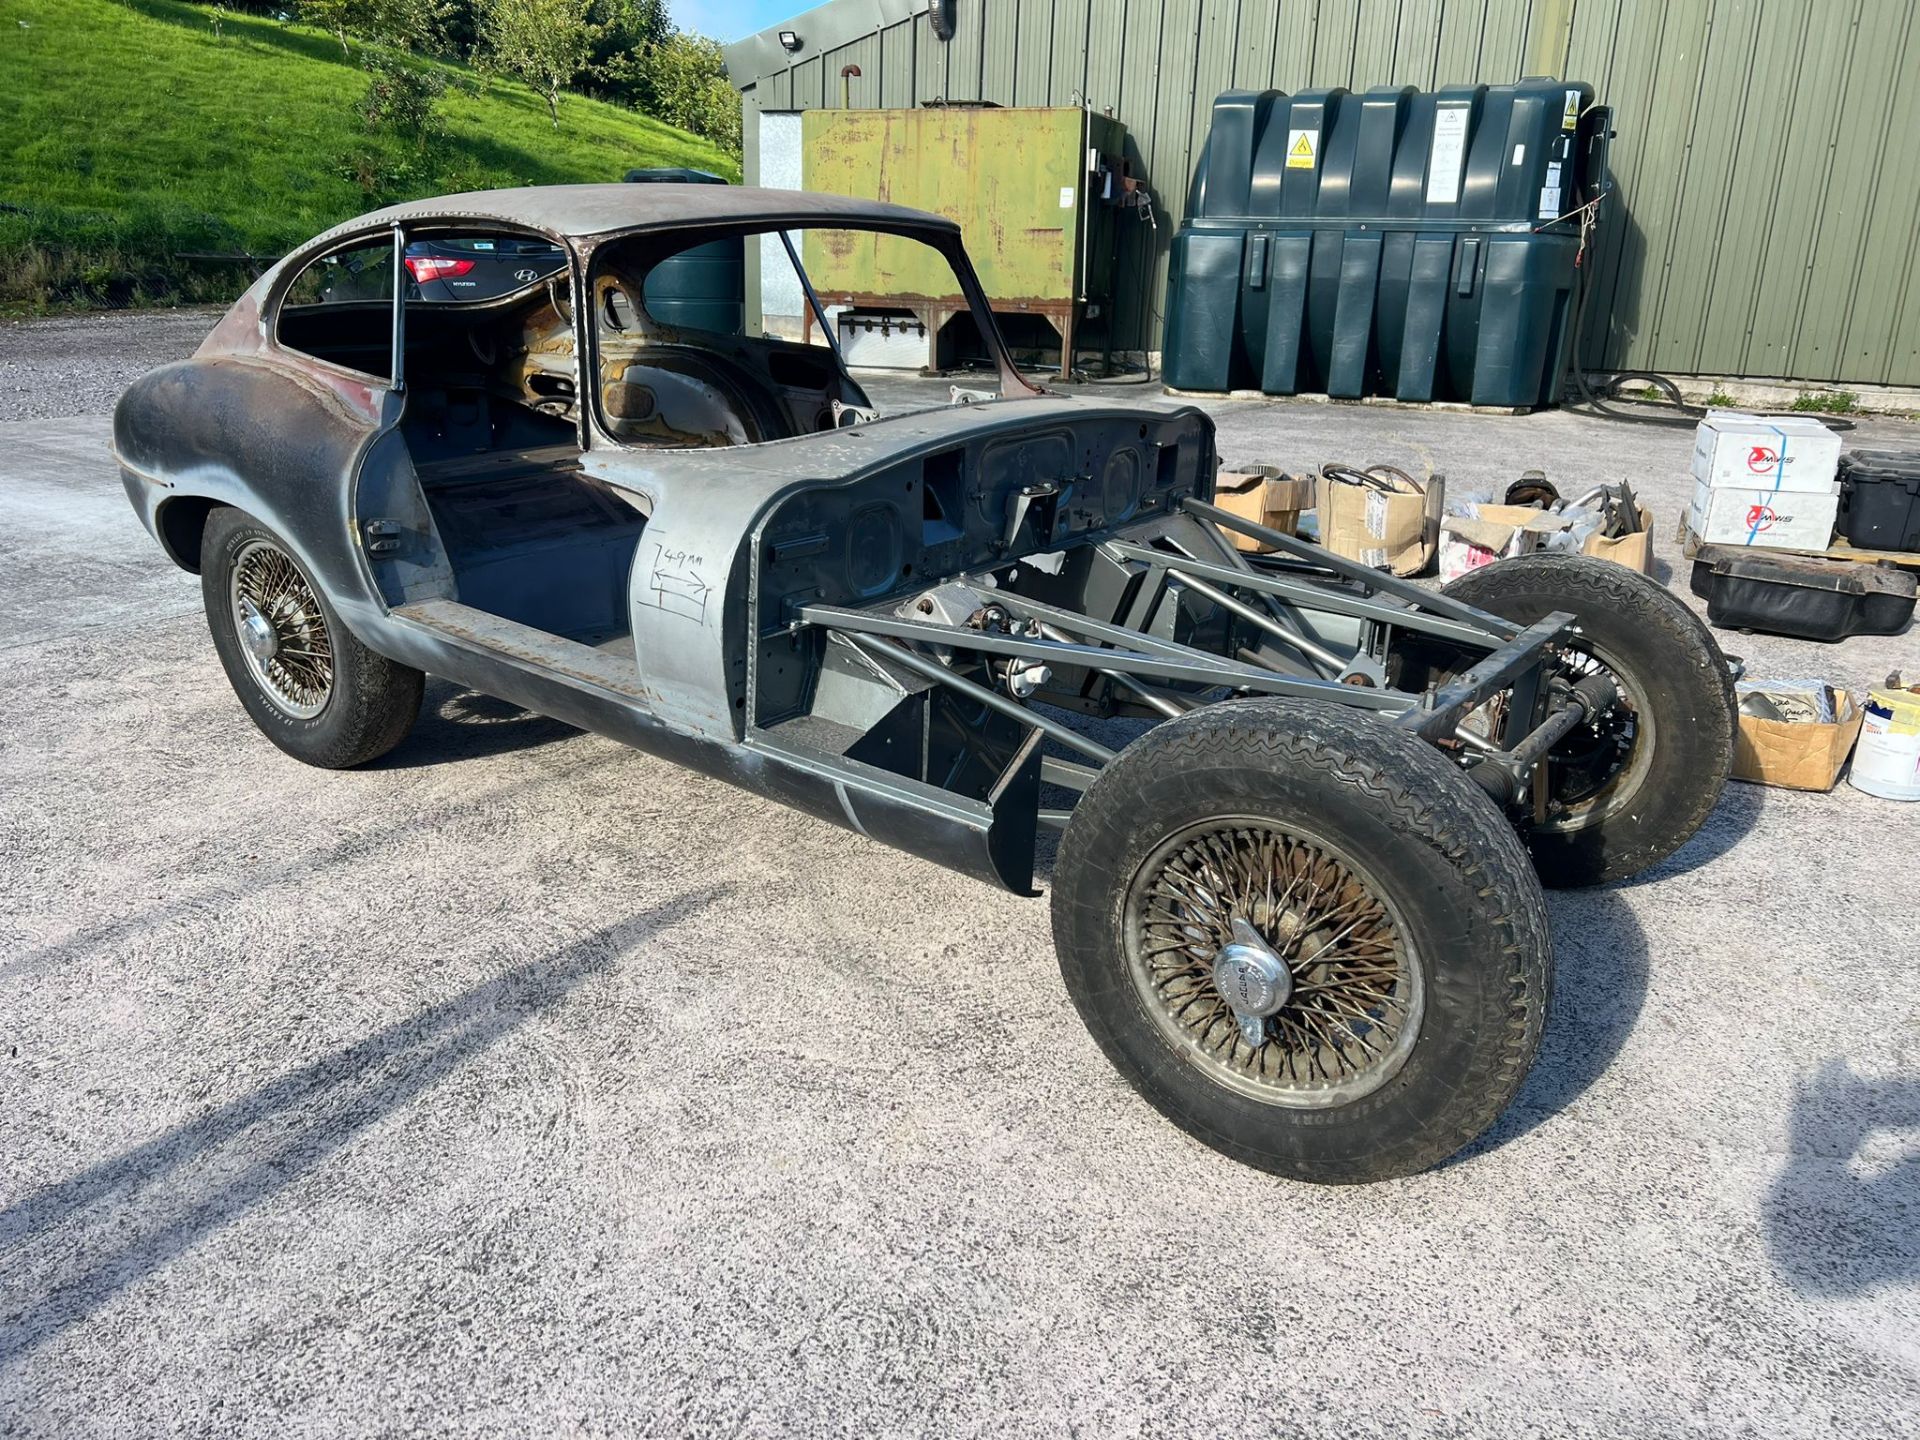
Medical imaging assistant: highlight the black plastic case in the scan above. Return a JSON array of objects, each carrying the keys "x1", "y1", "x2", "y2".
[
  {"x1": 1688, "y1": 545, "x2": 1916, "y2": 641},
  {"x1": 1836, "y1": 448, "x2": 1920, "y2": 552}
]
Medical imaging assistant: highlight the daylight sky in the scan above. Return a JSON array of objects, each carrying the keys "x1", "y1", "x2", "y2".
[{"x1": 669, "y1": 0, "x2": 801, "y2": 43}]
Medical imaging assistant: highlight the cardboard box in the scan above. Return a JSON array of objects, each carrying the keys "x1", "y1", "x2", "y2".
[
  {"x1": 1582, "y1": 506, "x2": 1654, "y2": 573},
  {"x1": 1689, "y1": 480, "x2": 1839, "y2": 550},
  {"x1": 1438, "y1": 505, "x2": 1568, "y2": 580},
  {"x1": 1212, "y1": 467, "x2": 1316, "y2": 551},
  {"x1": 1732, "y1": 689, "x2": 1863, "y2": 791},
  {"x1": 1438, "y1": 503, "x2": 1654, "y2": 580},
  {"x1": 1691, "y1": 411, "x2": 1842, "y2": 494},
  {"x1": 1321, "y1": 472, "x2": 1444, "y2": 576}
]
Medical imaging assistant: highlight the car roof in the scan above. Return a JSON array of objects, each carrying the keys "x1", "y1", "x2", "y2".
[{"x1": 312, "y1": 184, "x2": 959, "y2": 247}]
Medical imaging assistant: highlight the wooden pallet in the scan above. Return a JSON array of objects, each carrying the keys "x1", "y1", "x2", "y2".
[{"x1": 1680, "y1": 526, "x2": 1920, "y2": 573}]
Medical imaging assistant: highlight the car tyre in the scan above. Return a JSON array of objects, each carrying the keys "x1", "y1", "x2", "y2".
[
  {"x1": 1052, "y1": 698, "x2": 1551, "y2": 1184},
  {"x1": 201, "y1": 507, "x2": 422, "y2": 768},
  {"x1": 1443, "y1": 552, "x2": 1735, "y2": 888}
]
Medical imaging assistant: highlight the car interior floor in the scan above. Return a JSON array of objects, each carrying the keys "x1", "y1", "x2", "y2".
[{"x1": 400, "y1": 311, "x2": 647, "y2": 657}]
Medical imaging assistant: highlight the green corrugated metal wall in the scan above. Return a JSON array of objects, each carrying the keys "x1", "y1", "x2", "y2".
[{"x1": 734, "y1": 0, "x2": 1920, "y2": 387}]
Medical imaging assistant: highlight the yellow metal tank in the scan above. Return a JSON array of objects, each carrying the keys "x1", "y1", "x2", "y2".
[{"x1": 800, "y1": 105, "x2": 1129, "y2": 370}]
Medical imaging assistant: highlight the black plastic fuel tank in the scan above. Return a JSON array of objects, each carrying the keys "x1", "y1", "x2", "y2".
[
  {"x1": 1163, "y1": 81, "x2": 1607, "y2": 407},
  {"x1": 624, "y1": 167, "x2": 746, "y2": 335}
]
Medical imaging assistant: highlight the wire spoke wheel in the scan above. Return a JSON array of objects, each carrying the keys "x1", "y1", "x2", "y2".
[
  {"x1": 1440, "y1": 552, "x2": 1733, "y2": 888},
  {"x1": 1535, "y1": 644, "x2": 1649, "y2": 832},
  {"x1": 1123, "y1": 817, "x2": 1424, "y2": 1108},
  {"x1": 1057, "y1": 699, "x2": 1551, "y2": 1180},
  {"x1": 228, "y1": 538, "x2": 334, "y2": 719}
]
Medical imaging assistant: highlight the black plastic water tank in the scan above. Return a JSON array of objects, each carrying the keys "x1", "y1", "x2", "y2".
[
  {"x1": 1163, "y1": 81, "x2": 1606, "y2": 407},
  {"x1": 624, "y1": 167, "x2": 746, "y2": 335}
]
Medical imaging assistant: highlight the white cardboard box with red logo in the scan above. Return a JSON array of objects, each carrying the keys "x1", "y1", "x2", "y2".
[
  {"x1": 1690, "y1": 411, "x2": 1842, "y2": 494},
  {"x1": 1688, "y1": 480, "x2": 1841, "y2": 549}
]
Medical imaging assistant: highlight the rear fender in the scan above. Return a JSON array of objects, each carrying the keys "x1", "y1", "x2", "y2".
[{"x1": 113, "y1": 355, "x2": 400, "y2": 644}]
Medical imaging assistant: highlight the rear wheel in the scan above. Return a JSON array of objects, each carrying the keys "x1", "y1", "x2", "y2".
[
  {"x1": 201, "y1": 507, "x2": 422, "y2": 768},
  {"x1": 1443, "y1": 553, "x2": 1735, "y2": 887},
  {"x1": 1052, "y1": 698, "x2": 1551, "y2": 1184}
]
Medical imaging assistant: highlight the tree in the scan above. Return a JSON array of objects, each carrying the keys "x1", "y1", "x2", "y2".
[
  {"x1": 294, "y1": 0, "x2": 449, "y2": 55},
  {"x1": 476, "y1": 0, "x2": 602, "y2": 129},
  {"x1": 590, "y1": 0, "x2": 672, "y2": 80},
  {"x1": 630, "y1": 32, "x2": 738, "y2": 156},
  {"x1": 584, "y1": 0, "x2": 676, "y2": 112}
]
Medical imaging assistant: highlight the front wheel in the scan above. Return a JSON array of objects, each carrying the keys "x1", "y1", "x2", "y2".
[
  {"x1": 1051, "y1": 698, "x2": 1552, "y2": 1184},
  {"x1": 1442, "y1": 553, "x2": 1736, "y2": 887},
  {"x1": 201, "y1": 507, "x2": 423, "y2": 768}
]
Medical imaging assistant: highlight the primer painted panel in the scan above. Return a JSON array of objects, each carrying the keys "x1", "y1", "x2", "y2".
[{"x1": 756, "y1": 110, "x2": 806, "y2": 329}]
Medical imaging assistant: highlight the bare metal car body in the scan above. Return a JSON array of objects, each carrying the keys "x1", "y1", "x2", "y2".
[
  {"x1": 114, "y1": 185, "x2": 1735, "y2": 1182},
  {"x1": 114, "y1": 184, "x2": 1582, "y2": 893}
]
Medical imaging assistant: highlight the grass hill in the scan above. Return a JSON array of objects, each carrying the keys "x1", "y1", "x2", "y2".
[{"x1": 0, "y1": 0, "x2": 739, "y2": 308}]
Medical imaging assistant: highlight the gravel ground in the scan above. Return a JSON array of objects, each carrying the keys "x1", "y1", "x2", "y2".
[
  {"x1": 2, "y1": 310, "x2": 1917, "y2": 1437},
  {"x1": 0, "y1": 309, "x2": 224, "y2": 422}
]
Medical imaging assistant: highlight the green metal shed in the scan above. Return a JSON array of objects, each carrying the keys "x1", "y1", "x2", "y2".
[{"x1": 725, "y1": 0, "x2": 1920, "y2": 391}]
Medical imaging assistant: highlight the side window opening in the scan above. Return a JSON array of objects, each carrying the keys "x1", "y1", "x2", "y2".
[
  {"x1": 275, "y1": 229, "x2": 573, "y2": 388},
  {"x1": 276, "y1": 238, "x2": 397, "y2": 380}
]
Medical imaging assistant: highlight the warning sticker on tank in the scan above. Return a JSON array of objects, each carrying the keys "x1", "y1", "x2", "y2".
[
  {"x1": 1563, "y1": 89, "x2": 1581, "y2": 131},
  {"x1": 1538, "y1": 186, "x2": 1562, "y2": 221},
  {"x1": 1286, "y1": 129, "x2": 1318, "y2": 170},
  {"x1": 1426, "y1": 105, "x2": 1471, "y2": 204}
]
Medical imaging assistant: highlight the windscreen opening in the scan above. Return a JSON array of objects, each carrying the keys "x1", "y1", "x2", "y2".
[{"x1": 587, "y1": 224, "x2": 1004, "y2": 450}]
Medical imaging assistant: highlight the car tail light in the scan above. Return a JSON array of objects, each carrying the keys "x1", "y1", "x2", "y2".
[{"x1": 405, "y1": 256, "x2": 475, "y2": 283}]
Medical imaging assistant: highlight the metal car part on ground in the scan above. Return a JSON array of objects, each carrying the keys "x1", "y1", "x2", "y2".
[
  {"x1": 1689, "y1": 546, "x2": 1917, "y2": 641},
  {"x1": 111, "y1": 184, "x2": 1740, "y2": 1185}
]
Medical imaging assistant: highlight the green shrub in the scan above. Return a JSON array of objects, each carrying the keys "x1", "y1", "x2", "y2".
[
  {"x1": 1789, "y1": 390, "x2": 1859, "y2": 415},
  {"x1": 358, "y1": 51, "x2": 448, "y2": 146}
]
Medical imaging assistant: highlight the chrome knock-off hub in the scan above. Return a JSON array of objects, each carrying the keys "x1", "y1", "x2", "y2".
[
  {"x1": 1213, "y1": 917, "x2": 1293, "y2": 1049},
  {"x1": 238, "y1": 599, "x2": 279, "y2": 663}
]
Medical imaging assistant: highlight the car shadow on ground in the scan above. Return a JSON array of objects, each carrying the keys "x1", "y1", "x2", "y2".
[
  {"x1": 0, "y1": 888, "x2": 725, "y2": 1373},
  {"x1": 1621, "y1": 776, "x2": 1768, "y2": 887},
  {"x1": 1471, "y1": 780, "x2": 1766, "y2": 1150},
  {"x1": 1448, "y1": 881, "x2": 1650, "y2": 1163},
  {"x1": 1765, "y1": 1061, "x2": 1920, "y2": 1298},
  {"x1": 0, "y1": 750, "x2": 626, "y2": 985},
  {"x1": 374, "y1": 683, "x2": 583, "y2": 769},
  {"x1": 1474, "y1": 783, "x2": 1768, "y2": 1154}
]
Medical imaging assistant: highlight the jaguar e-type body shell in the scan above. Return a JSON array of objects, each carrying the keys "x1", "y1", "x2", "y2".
[
  {"x1": 113, "y1": 185, "x2": 1573, "y2": 896},
  {"x1": 114, "y1": 185, "x2": 1743, "y2": 1183}
]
